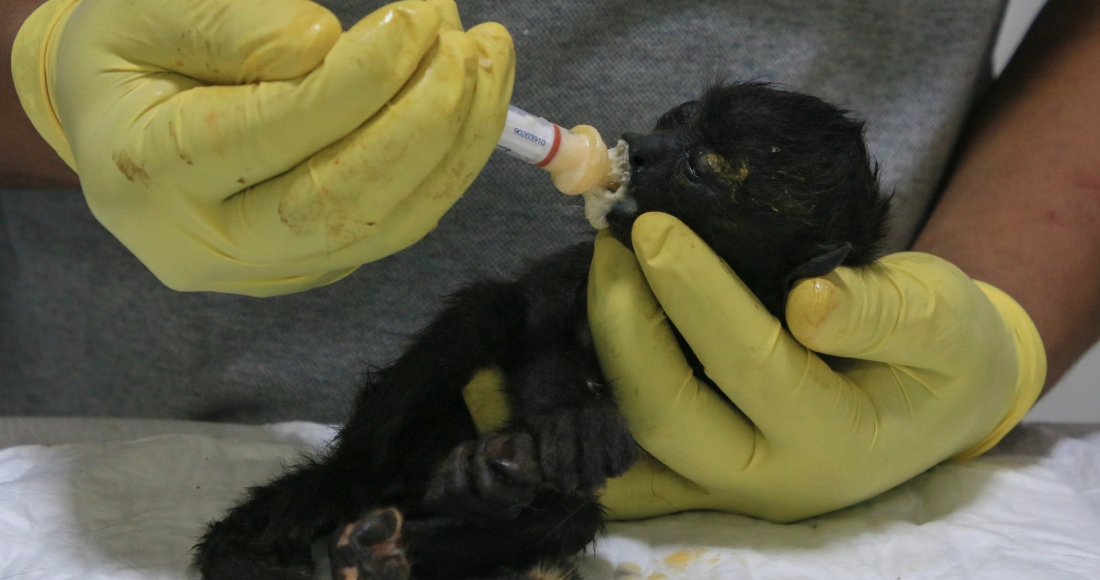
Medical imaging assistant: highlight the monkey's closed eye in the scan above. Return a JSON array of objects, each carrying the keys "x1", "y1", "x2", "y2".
[
  {"x1": 655, "y1": 100, "x2": 703, "y2": 131},
  {"x1": 684, "y1": 150, "x2": 748, "y2": 199},
  {"x1": 684, "y1": 149, "x2": 723, "y2": 180},
  {"x1": 685, "y1": 152, "x2": 703, "y2": 181}
]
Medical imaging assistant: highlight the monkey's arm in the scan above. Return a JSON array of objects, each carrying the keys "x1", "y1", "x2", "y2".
[
  {"x1": 512, "y1": 242, "x2": 641, "y2": 493},
  {"x1": 913, "y1": 0, "x2": 1100, "y2": 392},
  {"x1": 1, "y1": 0, "x2": 78, "y2": 188}
]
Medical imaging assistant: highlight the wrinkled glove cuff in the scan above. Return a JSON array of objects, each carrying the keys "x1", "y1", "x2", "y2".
[
  {"x1": 11, "y1": 0, "x2": 81, "y2": 170},
  {"x1": 952, "y1": 281, "x2": 1047, "y2": 461}
]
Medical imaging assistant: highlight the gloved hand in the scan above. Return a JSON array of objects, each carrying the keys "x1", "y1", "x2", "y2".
[
  {"x1": 589, "y1": 212, "x2": 1046, "y2": 523},
  {"x1": 11, "y1": 0, "x2": 513, "y2": 296}
]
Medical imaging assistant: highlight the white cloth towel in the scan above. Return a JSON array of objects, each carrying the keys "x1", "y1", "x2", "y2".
[{"x1": 1, "y1": 419, "x2": 1098, "y2": 579}]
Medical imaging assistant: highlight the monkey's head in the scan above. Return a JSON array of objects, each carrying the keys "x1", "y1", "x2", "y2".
[{"x1": 605, "y1": 82, "x2": 891, "y2": 319}]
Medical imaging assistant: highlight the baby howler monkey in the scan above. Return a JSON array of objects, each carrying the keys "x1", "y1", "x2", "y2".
[{"x1": 194, "y1": 82, "x2": 890, "y2": 580}]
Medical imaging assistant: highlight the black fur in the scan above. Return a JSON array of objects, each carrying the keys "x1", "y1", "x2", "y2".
[{"x1": 193, "y1": 82, "x2": 890, "y2": 580}]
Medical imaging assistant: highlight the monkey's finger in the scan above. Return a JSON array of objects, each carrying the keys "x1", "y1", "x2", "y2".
[
  {"x1": 474, "y1": 432, "x2": 532, "y2": 486},
  {"x1": 471, "y1": 449, "x2": 499, "y2": 498},
  {"x1": 622, "y1": 213, "x2": 859, "y2": 441},
  {"x1": 589, "y1": 227, "x2": 760, "y2": 489},
  {"x1": 432, "y1": 441, "x2": 475, "y2": 501}
]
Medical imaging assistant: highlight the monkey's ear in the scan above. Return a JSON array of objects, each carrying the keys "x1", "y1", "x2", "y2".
[
  {"x1": 774, "y1": 243, "x2": 849, "y2": 319},
  {"x1": 770, "y1": 243, "x2": 852, "y2": 323},
  {"x1": 783, "y1": 243, "x2": 851, "y2": 290}
]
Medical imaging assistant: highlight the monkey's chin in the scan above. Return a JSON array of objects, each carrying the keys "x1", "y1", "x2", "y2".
[{"x1": 604, "y1": 205, "x2": 638, "y2": 251}]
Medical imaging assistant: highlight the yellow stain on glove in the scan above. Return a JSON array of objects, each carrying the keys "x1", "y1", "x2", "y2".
[{"x1": 13, "y1": 0, "x2": 514, "y2": 296}]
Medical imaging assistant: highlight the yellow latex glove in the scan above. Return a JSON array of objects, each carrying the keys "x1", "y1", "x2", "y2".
[
  {"x1": 587, "y1": 213, "x2": 1046, "y2": 522},
  {"x1": 11, "y1": 0, "x2": 513, "y2": 296}
]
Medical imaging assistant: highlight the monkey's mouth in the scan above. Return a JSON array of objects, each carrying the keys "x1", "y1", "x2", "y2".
[
  {"x1": 589, "y1": 139, "x2": 638, "y2": 248},
  {"x1": 579, "y1": 140, "x2": 631, "y2": 231}
]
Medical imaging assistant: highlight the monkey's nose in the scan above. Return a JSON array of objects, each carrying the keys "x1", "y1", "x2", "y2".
[{"x1": 622, "y1": 132, "x2": 679, "y2": 169}]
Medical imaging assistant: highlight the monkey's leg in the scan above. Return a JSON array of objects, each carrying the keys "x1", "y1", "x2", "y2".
[
  {"x1": 331, "y1": 492, "x2": 601, "y2": 580},
  {"x1": 329, "y1": 430, "x2": 598, "y2": 580},
  {"x1": 194, "y1": 457, "x2": 374, "y2": 580},
  {"x1": 195, "y1": 397, "x2": 483, "y2": 580},
  {"x1": 194, "y1": 282, "x2": 529, "y2": 579},
  {"x1": 402, "y1": 491, "x2": 603, "y2": 578}
]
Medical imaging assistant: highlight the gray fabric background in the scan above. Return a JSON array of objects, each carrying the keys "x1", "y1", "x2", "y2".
[{"x1": 0, "y1": 0, "x2": 1006, "y2": 422}]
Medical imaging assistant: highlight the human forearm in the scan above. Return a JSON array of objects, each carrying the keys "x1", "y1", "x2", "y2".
[
  {"x1": 913, "y1": 0, "x2": 1100, "y2": 391},
  {"x1": 1, "y1": 0, "x2": 79, "y2": 188}
]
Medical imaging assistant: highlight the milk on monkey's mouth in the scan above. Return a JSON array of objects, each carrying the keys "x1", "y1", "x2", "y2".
[{"x1": 581, "y1": 139, "x2": 630, "y2": 230}]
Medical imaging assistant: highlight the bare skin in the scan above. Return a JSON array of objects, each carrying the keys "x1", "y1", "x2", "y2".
[
  {"x1": 1, "y1": 0, "x2": 78, "y2": 188},
  {"x1": 913, "y1": 0, "x2": 1100, "y2": 393},
  {"x1": 2, "y1": 1, "x2": 1098, "y2": 389}
]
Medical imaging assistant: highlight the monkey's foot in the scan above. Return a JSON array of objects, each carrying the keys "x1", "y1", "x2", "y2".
[
  {"x1": 423, "y1": 432, "x2": 542, "y2": 521},
  {"x1": 330, "y1": 508, "x2": 409, "y2": 580}
]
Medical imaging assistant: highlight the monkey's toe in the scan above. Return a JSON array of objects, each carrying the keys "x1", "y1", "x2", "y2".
[
  {"x1": 330, "y1": 508, "x2": 409, "y2": 580},
  {"x1": 476, "y1": 432, "x2": 541, "y2": 488},
  {"x1": 423, "y1": 432, "x2": 541, "y2": 521}
]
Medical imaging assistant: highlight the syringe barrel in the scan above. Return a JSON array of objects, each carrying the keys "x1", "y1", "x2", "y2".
[
  {"x1": 495, "y1": 105, "x2": 562, "y2": 166},
  {"x1": 495, "y1": 105, "x2": 615, "y2": 196}
]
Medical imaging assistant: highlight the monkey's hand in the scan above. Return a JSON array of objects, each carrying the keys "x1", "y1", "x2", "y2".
[
  {"x1": 463, "y1": 369, "x2": 640, "y2": 496},
  {"x1": 590, "y1": 213, "x2": 1046, "y2": 523},
  {"x1": 523, "y1": 401, "x2": 639, "y2": 495},
  {"x1": 11, "y1": 0, "x2": 512, "y2": 296}
]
